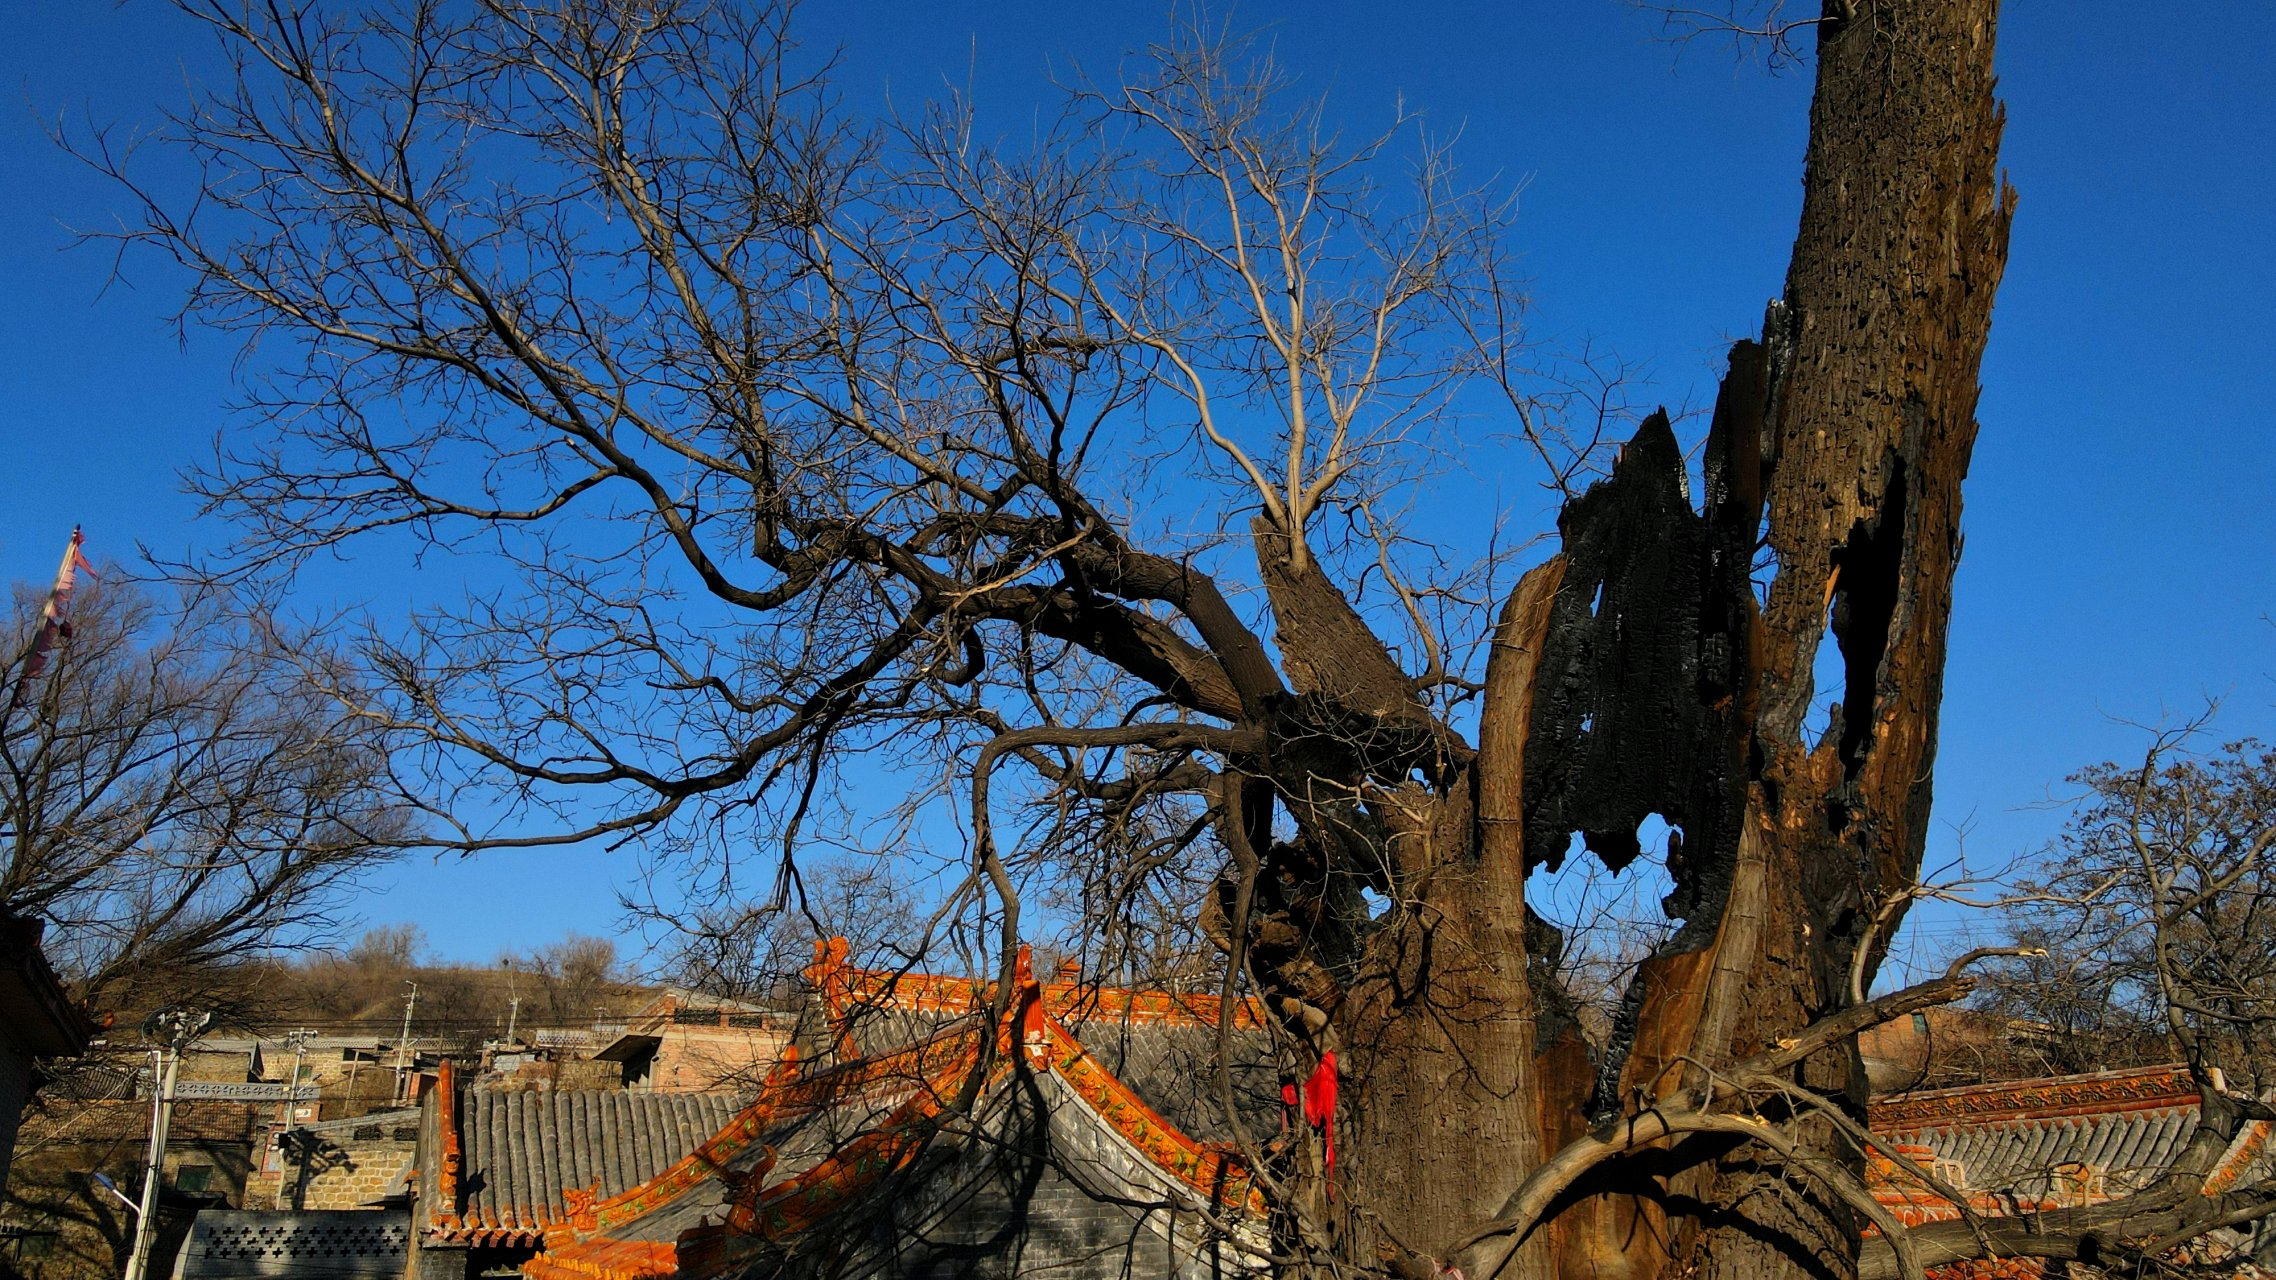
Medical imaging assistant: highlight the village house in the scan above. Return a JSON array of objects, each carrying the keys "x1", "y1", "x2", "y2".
[
  {"x1": 3, "y1": 1090, "x2": 268, "y2": 1279},
  {"x1": 591, "y1": 991, "x2": 797, "y2": 1093}
]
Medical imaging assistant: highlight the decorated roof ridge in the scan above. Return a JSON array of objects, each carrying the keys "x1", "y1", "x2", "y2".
[
  {"x1": 1032, "y1": 1004, "x2": 1267, "y2": 1217},
  {"x1": 536, "y1": 970, "x2": 1021, "y2": 1259},
  {"x1": 428, "y1": 1059, "x2": 566, "y2": 1245},
  {"x1": 774, "y1": 1009, "x2": 992, "y2": 1115},
  {"x1": 433, "y1": 1058, "x2": 461, "y2": 1227},
  {"x1": 730, "y1": 947, "x2": 1268, "y2": 1240},
  {"x1": 542, "y1": 949, "x2": 1268, "y2": 1267},
  {"x1": 2202, "y1": 1118, "x2": 2275, "y2": 1196},
  {"x1": 522, "y1": 1236, "x2": 677, "y2": 1280},
  {"x1": 725, "y1": 1012, "x2": 998, "y2": 1240},
  {"x1": 583, "y1": 1046, "x2": 807, "y2": 1235},
  {"x1": 1869, "y1": 1063, "x2": 2199, "y2": 1129},
  {"x1": 804, "y1": 935, "x2": 1269, "y2": 1030},
  {"x1": 536, "y1": 1004, "x2": 1005, "y2": 1257}
]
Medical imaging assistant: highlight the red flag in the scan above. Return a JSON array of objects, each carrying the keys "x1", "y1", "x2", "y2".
[{"x1": 8, "y1": 527, "x2": 97, "y2": 711}]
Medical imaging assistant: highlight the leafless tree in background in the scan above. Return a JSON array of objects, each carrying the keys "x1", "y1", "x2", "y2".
[
  {"x1": 648, "y1": 857, "x2": 918, "y2": 1004},
  {"x1": 1847, "y1": 723, "x2": 2276, "y2": 1277},
  {"x1": 0, "y1": 579, "x2": 411, "y2": 1019},
  {"x1": 71, "y1": 0, "x2": 2076, "y2": 1274},
  {"x1": 523, "y1": 932, "x2": 622, "y2": 1023},
  {"x1": 1992, "y1": 725, "x2": 2276, "y2": 1089}
]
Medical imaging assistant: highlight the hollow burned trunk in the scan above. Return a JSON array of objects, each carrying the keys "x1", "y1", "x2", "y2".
[{"x1": 1267, "y1": 1, "x2": 2014, "y2": 1275}]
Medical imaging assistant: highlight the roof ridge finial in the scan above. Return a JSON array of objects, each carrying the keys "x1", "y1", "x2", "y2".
[{"x1": 803, "y1": 937, "x2": 852, "y2": 1009}]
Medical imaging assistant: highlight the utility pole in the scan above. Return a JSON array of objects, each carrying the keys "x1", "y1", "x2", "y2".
[
  {"x1": 279, "y1": 1028, "x2": 315, "y2": 1128},
  {"x1": 123, "y1": 1008, "x2": 209, "y2": 1280},
  {"x1": 502, "y1": 956, "x2": 519, "y2": 1044},
  {"x1": 393, "y1": 982, "x2": 418, "y2": 1103}
]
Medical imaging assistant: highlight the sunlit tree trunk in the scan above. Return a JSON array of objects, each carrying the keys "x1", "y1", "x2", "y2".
[{"x1": 1282, "y1": 1, "x2": 2014, "y2": 1274}]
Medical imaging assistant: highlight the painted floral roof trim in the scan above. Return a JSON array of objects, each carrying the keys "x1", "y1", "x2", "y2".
[
  {"x1": 587, "y1": 1050, "x2": 804, "y2": 1234},
  {"x1": 726, "y1": 1039, "x2": 994, "y2": 1241},
  {"x1": 522, "y1": 1237, "x2": 678, "y2": 1280},
  {"x1": 1034, "y1": 1005, "x2": 1267, "y2": 1216},
  {"x1": 1868, "y1": 1063, "x2": 2199, "y2": 1129}
]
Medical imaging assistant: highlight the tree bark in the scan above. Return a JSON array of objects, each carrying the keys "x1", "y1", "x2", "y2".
[
  {"x1": 1301, "y1": 1, "x2": 2013, "y2": 1275},
  {"x1": 1675, "y1": 0, "x2": 2014, "y2": 1273}
]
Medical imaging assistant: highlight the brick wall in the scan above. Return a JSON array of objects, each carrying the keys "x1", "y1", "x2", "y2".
[
  {"x1": 650, "y1": 1024, "x2": 786, "y2": 1092},
  {"x1": 1, "y1": 1099, "x2": 266, "y2": 1280},
  {"x1": 245, "y1": 1109, "x2": 419, "y2": 1211}
]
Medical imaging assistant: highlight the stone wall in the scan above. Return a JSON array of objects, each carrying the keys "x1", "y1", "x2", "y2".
[{"x1": 242, "y1": 1108, "x2": 419, "y2": 1211}]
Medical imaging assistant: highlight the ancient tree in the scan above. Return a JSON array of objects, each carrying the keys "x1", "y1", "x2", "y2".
[{"x1": 80, "y1": 0, "x2": 2081, "y2": 1273}]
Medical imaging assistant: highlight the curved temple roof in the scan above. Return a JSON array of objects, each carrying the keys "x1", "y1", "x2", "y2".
[
  {"x1": 426, "y1": 961, "x2": 2276, "y2": 1280},
  {"x1": 1866, "y1": 1064, "x2": 2276, "y2": 1278},
  {"x1": 476, "y1": 942, "x2": 1276, "y2": 1280}
]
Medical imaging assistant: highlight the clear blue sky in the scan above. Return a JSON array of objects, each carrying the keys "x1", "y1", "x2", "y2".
[{"x1": 3, "y1": 2, "x2": 2270, "y2": 972}]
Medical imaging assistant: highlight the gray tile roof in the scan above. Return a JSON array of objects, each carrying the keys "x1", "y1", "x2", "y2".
[
  {"x1": 1872, "y1": 1065, "x2": 2276, "y2": 1203},
  {"x1": 439, "y1": 1089, "x2": 748, "y2": 1233},
  {"x1": 1887, "y1": 1103, "x2": 2201, "y2": 1198},
  {"x1": 1063, "y1": 1017, "x2": 1279, "y2": 1145}
]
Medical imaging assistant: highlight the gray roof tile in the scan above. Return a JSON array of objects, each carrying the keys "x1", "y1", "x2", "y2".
[{"x1": 435, "y1": 1088, "x2": 748, "y2": 1234}]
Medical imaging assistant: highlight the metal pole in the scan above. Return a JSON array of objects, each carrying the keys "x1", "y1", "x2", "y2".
[
  {"x1": 280, "y1": 1029, "x2": 313, "y2": 1129},
  {"x1": 119, "y1": 1046, "x2": 166, "y2": 1280},
  {"x1": 394, "y1": 982, "x2": 418, "y2": 1103}
]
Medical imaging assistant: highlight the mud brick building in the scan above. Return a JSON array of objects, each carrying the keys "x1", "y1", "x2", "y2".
[
  {"x1": 592, "y1": 992, "x2": 797, "y2": 1093},
  {"x1": 2, "y1": 1096, "x2": 268, "y2": 1279}
]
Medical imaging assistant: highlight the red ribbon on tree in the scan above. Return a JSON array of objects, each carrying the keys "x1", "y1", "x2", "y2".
[{"x1": 1281, "y1": 1050, "x2": 1339, "y2": 1178}]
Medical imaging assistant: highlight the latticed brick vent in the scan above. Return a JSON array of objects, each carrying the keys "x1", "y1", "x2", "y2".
[{"x1": 193, "y1": 1218, "x2": 409, "y2": 1260}]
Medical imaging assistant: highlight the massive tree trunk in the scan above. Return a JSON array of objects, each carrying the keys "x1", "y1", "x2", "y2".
[{"x1": 1254, "y1": 1, "x2": 2014, "y2": 1275}]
